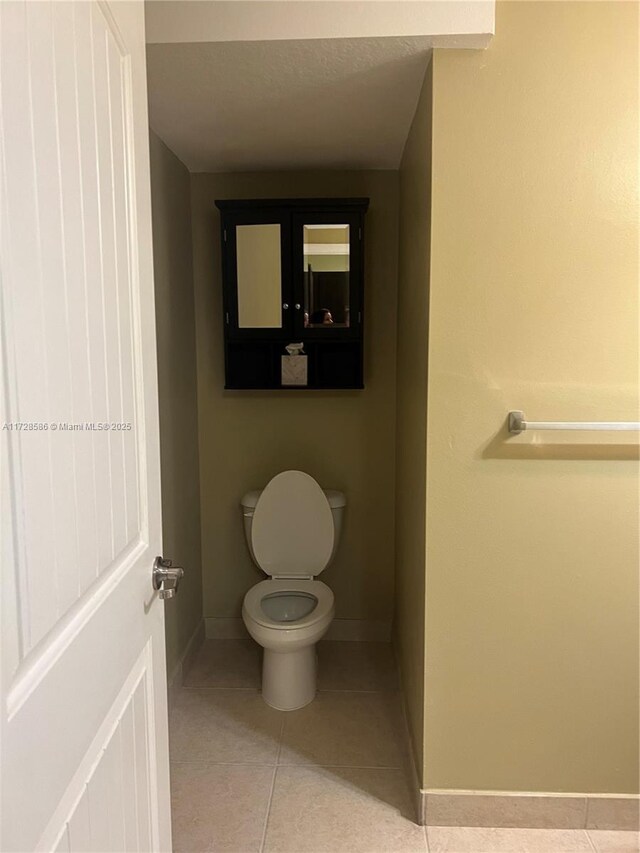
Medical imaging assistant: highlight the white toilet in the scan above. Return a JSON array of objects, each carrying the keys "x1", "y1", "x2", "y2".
[{"x1": 241, "y1": 470, "x2": 346, "y2": 710}]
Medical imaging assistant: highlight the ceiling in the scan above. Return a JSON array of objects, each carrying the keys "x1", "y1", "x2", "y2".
[{"x1": 146, "y1": 37, "x2": 434, "y2": 173}]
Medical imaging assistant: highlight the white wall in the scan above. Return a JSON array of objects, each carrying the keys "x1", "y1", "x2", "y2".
[{"x1": 146, "y1": 1, "x2": 494, "y2": 47}]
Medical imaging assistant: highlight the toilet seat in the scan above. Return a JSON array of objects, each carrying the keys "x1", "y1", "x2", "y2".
[
  {"x1": 243, "y1": 579, "x2": 334, "y2": 630},
  {"x1": 251, "y1": 471, "x2": 334, "y2": 578}
]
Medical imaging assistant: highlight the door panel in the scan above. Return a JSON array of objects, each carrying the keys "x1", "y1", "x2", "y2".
[
  {"x1": 52, "y1": 650, "x2": 154, "y2": 853},
  {"x1": 0, "y1": 2, "x2": 170, "y2": 850}
]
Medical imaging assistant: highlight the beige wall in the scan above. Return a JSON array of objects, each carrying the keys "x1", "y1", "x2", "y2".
[
  {"x1": 424, "y1": 1, "x2": 639, "y2": 793},
  {"x1": 394, "y1": 60, "x2": 433, "y2": 785},
  {"x1": 149, "y1": 131, "x2": 203, "y2": 676},
  {"x1": 190, "y1": 172, "x2": 399, "y2": 621}
]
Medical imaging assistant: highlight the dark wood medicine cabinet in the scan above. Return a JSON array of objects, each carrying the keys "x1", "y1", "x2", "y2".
[{"x1": 215, "y1": 197, "x2": 369, "y2": 389}]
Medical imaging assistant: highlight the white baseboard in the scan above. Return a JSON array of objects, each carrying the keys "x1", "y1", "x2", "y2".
[
  {"x1": 168, "y1": 619, "x2": 205, "y2": 687},
  {"x1": 204, "y1": 617, "x2": 391, "y2": 642},
  {"x1": 421, "y1": 789, "x2": 639, "y2": 831}
]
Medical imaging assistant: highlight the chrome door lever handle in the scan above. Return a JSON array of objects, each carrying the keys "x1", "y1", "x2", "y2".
[{"x1": 153, "y1": 556, "x2": 184, "y2": 599}]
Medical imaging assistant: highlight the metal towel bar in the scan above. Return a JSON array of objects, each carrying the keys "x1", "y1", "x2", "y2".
[{"x1": 508, "y1": 411, "x2": 640, "y2": 435}]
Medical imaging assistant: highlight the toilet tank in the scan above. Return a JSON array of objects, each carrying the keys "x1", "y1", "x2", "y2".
[{"x1": 241, "y1": 488, "x2": 346, "y2": 571}]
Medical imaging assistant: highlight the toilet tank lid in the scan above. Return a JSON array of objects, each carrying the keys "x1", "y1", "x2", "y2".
[{"x1": 241, "y1": 488, "x2": 346, "y2": 510}]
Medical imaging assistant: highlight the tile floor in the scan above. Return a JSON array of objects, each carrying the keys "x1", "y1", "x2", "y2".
[{"x1": 169, "y1": 640, "x2": 639, "y2": 853}]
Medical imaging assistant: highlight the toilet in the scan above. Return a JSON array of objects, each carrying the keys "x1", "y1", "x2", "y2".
[{"x1": 241, "y1": 470, "x2": 346, "y2": 710}]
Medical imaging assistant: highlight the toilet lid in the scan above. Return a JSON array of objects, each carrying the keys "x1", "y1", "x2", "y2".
[{"x1": 251, "y1": 471, "x2": 335, "y2": 577}]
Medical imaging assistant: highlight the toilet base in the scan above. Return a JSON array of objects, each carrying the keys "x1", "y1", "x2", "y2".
[{"x1": 261, "y1": 646, "x2": 317, "y2": 711}]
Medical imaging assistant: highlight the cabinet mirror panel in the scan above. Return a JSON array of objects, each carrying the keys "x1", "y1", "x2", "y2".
[
  {"x1": 236, "y1": 223, "x2": 282, "y2": 328},
  {"x1": 303, "y1": 224, "x2": 350, "y2": 329}
]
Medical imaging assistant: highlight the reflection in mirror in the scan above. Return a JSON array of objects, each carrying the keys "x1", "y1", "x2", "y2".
[
  {"x1": 303, "y1": 225, "x2": 350, "y2": 329},
  {"x1": 236, "y1": 224, "x2": 282, "y2": 328}
]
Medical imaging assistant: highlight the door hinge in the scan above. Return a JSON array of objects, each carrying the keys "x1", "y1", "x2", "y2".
[
  {"x1": 223, "y1": 229, "x2": 227, "y2": 242},
  {"x1": 225, "y1": 312, "x2": 230, "y2": 325},
  {"x1": 358, "y1": 227, "x2": 362, "y2": 240}
]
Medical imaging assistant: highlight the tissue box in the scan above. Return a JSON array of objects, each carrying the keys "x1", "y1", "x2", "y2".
[{"x1": 281, "y1": 355, "x2": 308, "y2": 386}]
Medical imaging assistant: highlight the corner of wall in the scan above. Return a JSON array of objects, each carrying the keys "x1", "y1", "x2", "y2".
[
  {"x1": 393, "y1": 53, "x2": 434, "y2": 793},
  {"x1": 149, "y1": 130, "x2": 204, "y2": 678}
]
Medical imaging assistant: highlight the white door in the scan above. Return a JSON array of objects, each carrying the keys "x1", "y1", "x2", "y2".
[{"x1": 0, "y1": 1, "x2": 171, "y2": 850}]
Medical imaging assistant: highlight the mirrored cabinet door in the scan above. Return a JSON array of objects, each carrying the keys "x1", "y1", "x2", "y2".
[
  {"x1": 223, "y1": 210, "x2": 291, "y2": 339},
  {"x1": 293, "y1": 211, "x2": 362, "y2": 339},
  {"x1": 236, "y1": 223, "x2": 283, "y2": 328},
  {"x1": 303, "y1": 224, "x2": 351, "y2": 329}
]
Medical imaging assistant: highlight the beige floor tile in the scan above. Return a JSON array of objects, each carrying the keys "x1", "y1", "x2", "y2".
[
  {"x1": 588, "y1": 831, "x2": 640, "y2": 853},
  {"x1": 279, "y1": 690, "x2": 404, "y2": 768},
  {"x1": 318, "y1": 642, "x2": 399, "y2": 691},
  {"x1": 263, "y1": 766, "x2": 426, "y2": 853},
  {"x1": 183, "y1": 640, "x2": 262, "y2": 689},
  {"x1": 169, "y1": 688, "x2": 283, "y2": 764},
  {"x1": 426, "y1": 827, "x2": 593, "y2": 853},
  {"x1": 170, "y1": 762, "x2": 273, "y2": 852}
]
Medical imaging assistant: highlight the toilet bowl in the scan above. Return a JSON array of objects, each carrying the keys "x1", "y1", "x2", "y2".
[{"x1": 241, "y1": 471, "x2": 345, "y2": 710}]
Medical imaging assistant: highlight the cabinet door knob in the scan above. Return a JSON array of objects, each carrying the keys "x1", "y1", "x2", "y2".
[
  {"x1": 282, "y1": 303, "x2": 289, "y2": 310},
  {"x1": 294, "y1": 303, "x2": 301, "y2": 310}
]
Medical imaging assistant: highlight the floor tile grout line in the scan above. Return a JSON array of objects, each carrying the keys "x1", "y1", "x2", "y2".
[
  {"x1": 423, "y1": 824, "x2": 430, "y2": 853},
  {"x1": 584, "y1": 828, "x2": 599, "y2": 853},
  {"x1": 277, "y1": 717, "x2": 286, "y2": 758},
  {"x1": 277, "y1": 763, "x2": 403, "y2": 770},
  {"x1": 258, "y1": 765, "x2": 278, "y2": 853},
  {"x1": 276, "y1": 707, "x2": 286, "y2": 767},
  {"x1": 259, "y1": 718, "x2": 286, "y2": 853}
]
